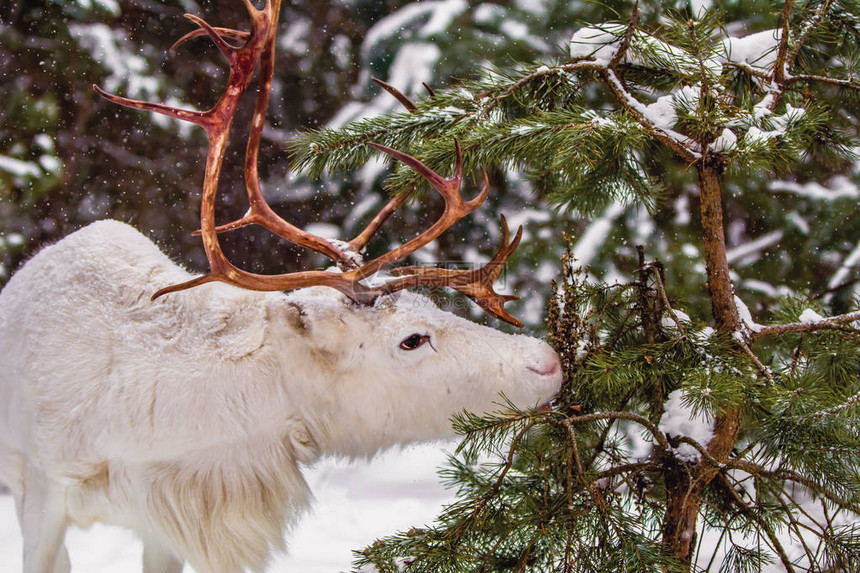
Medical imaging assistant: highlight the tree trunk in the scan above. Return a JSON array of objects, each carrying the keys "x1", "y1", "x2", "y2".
[
  {"x1": 661, "y1": 159, "x2": 743, "y2": 568},
  {"x1": 696, "y1": 160, "x2": 739, "y2": 333}
]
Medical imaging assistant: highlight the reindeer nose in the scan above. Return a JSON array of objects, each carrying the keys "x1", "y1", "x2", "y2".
[
  {"x1": 527, "y1": 359, "x2": 560, "y2": 377},
  {"x1": 525, "y1": 347, "x2": 563, "y2": 401},
  {"x1": 526, "y1": 343, "x2": 562, "y2": 378}
]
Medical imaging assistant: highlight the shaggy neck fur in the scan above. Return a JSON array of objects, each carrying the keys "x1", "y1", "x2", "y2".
[{"x1": 67, "y1": 426, "x2": 312, "y2": 573}]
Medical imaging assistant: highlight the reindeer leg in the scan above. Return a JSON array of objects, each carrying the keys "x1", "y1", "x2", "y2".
[
  {"x1": 143, "y1": 538, "x2": 184, "y2": 573},
  {"x1": 20, "y1": 466, "x2": 70, "y2": 573}
]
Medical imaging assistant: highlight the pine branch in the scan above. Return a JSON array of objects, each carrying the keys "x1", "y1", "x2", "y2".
[
  {"x1": 786, "y1": 74, "x2": 860, "y2": 89},
  {"x1": 481, "y1": 61, "x2": 603, "y2": 117},
  {"x1": 808, "y1": 389, "x2": 860, "y2": 420},
  {"x1": 449, "y1": 420, "x2": 536, "y2": 542},
  {"x1": 729, "y1": 459, "x2": 860, "y2": 514},
  {"x1": 753, "y1": 309, "x2": 860, "y2": 338},
  {"x1": 601, "y1": 69, "x2": 701, "y2": 163},
  {"x1": 452, "y1": 405, "x2": 537, "y2": 461},
  {"x1": 771, "y1": 0, "x2": 840, "y2": 110}
]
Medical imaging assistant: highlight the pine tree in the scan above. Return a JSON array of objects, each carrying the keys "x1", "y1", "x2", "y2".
[{"x1": 293, "y1": 1, "x2": 860, "y2": 570}]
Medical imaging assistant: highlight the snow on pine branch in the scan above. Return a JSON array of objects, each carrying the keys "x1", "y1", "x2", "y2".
[
  {"x1": 568, "y1": 23, "x2": 782, "y2": 76},
  {"x1": 659, "y1": 390, "x2": 714, "y2": 463},
  {"x1": 736, "y1": 291, "x2": 860, "y2": 340}
]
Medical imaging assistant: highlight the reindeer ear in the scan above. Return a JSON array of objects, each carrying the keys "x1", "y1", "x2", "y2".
[
  {"x1": 266, "y1": 298, "x2": 308, "y2": 333},
  {"x1": 265, "y1": 295, "x2": 350, "y2": 353}
]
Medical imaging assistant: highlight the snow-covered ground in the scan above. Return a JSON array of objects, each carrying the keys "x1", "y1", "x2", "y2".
[{"x1": 0, "y1": 443, "x2": 457, "y2": 573}]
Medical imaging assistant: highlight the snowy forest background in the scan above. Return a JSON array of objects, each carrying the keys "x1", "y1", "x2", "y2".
[{"x1": 1, "y1": 0, "x2": 859, "y2": 572}]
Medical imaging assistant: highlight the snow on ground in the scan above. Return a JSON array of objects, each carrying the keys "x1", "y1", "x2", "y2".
[
  {"x1": 2, "y1": 440, "x2": 854, "y2": 571},
  {"x1": 0, "y1": 443, "x2": 457, "y2": 573}
]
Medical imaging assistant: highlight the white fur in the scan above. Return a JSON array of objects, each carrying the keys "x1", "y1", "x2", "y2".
[{"x1": 0, "y1": 220, "x2": 561, "y2": 573}]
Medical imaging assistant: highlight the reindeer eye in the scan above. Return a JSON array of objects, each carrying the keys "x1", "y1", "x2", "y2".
[{"x1": 400, "y1": 334, "x2": 428, "y2": 351}]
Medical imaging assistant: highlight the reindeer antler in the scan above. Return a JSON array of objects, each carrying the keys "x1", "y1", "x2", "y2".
[{"x1": 94, "y1": 0, "x2": 525, "y2": 326}]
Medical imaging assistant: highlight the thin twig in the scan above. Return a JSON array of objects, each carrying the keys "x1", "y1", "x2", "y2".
[
  {"x1": 772, "y1": 0, "x2": 793, "y2": 87},
  {"x1": 785, "y1": 0, "x2": 835, "y2": 73},
  {"x1": 725, "y1": 61, "x2": 771, "y2": 80},
  {"x1": 718, "y1": 472, "x2": 798, "y2": 573},
  {"x1": 566, "y1": 410, "x2": 672, "y2": 452},
  {"x1": 786, "y1": 74, "x2": 860, "y2": 90},
  {"x1": 649, "y1": 263, "x2": 687, "y2": 339},
  {"x1": 769, "y1": 482, "x2": 821, "y2": 567},
  {"x1": 735, "y1": 338, "x2": 775, "y2": 384},
  {"x1": 808, "y1": 389, "x2": 860, "y2": 420},
  {"x1": 561, "y1": 417, "x2": 608, "y2": 513},
  {"x1": 671, "y1": 435, "x2": 722, "y2": 468},
  {"x1": 585, "y1": 387, "x2": 637, "y2": 468},
  {"x1": 754, "y1": 310, "x2": 860, "y2": 339},
  {"x1": 596, "y1": 461, "x2": 656, "y2": 482},
  {"x1": 728, "y1": 459, "x2": 860, "y2": 514},
  {"x1": 609, "y1": 1, "x2": 640, "y2": 69}
]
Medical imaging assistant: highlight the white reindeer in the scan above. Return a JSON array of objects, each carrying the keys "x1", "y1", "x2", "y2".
[
  {"x1": 0, "y1": 220, "x2": 561, "y2": 572},
  {"x1": 0, "y1": 1, "x2": 562, "y2": 570}
]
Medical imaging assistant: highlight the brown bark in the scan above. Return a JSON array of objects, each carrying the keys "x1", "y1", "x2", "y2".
[
  {"x1": 660, "y1": 159, "x2": 743, "y2": 568},
  {"x1": 696, "y1": 161, "x2": 740, "y2": 333}
]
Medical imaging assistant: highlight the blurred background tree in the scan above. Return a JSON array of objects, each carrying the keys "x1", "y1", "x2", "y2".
[{"x1": 1, "y1": 0, "x2": 858, "y2": 332}]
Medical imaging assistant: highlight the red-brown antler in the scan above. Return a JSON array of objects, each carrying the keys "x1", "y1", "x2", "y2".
[{"x1": 94, "y1": 0, "x2": 524, "y2": 325}]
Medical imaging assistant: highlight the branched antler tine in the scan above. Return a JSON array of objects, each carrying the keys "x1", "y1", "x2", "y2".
[
  {"x1": 198, "y1": 0, "x2": 352, "y2": 267},
  {"x1": 354, "y1": 140, "x2": 488, "y2": 280},
  {"x1": 183, "y1": 14, "x2": 239, "y2": 60},
  {"x1": 92, "y1": 84, "x2": 209, "y2": 126},
  {"x1": 170, "y1": 27, "x2": 250, "y2": 52},
  {"x1": 467, "y1": 167, "x2": 491, "y2": 210},
  {"x1": 238, "y1": 0, "x2": 265, "y2": 17},
  {"x1": 102, "y1": 0, "x2": 370, "y2": 300},
  {"x1": 422, "y1": 82, "x2": 436, "y2": 97},
  {"x1": 119, "y1": 0, "x2": 525, "y2": 326},
  {"x1": 480, "y1": 215, "x2": 522, "y2": 283},
  {"x1": 381, "y1": 217, "x2": 525, "y2": 326},
  {"x1": 452, "y1": 139, "x2": 463, "y2": 182},
  {"x1": 190, "y1": 213, "x2": 256, "y2": 236},
  {"x1": 477, "y1": 298, "x2": 523, "y2": 327},
  {"x1": 152, "y1": 275, "x2": 219, "y2": 300},
  {"x1": 372, "y1": 77, "x2": 418, "y2": 112},
  {"x1": 366, "y1": 142, "x2": 453, "y2": 192},
  {"x1": 347, "y1": 192, "x2": 410, "y2": 253}
]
